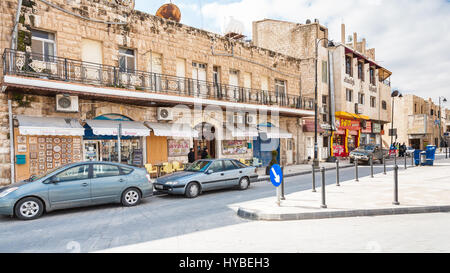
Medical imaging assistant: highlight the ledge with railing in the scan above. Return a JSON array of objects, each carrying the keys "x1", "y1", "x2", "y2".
[{"x1": 2, "y1": 49, "x2": 315, "y2": 110}]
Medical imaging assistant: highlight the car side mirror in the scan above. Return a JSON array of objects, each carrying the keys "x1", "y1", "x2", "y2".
[{"x1": 206, "y1": 170, "x2": 213, "y2": 175}]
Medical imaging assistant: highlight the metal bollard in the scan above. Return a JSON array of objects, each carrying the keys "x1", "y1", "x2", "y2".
[
  {"x1": 404, "y1": 154, "x2": 407, "y2": 170},
  {"x1": 370, "y1": 155, "x2": 374, "y2": 178},
  {"x1": 281, "y1": 167, "x2": 285, "y2": 200},
  {"x1": 411, "y1": 154, "x2": 414, "y2": 167},
  {"x1": 393, "y1": 165, "x2": 400, "y2": 205},
  {"x1": 321, "y1": 167, "x2": 327, "y2": 209},
  {"x1": 312, "y1": 164, "x2": 317, "y2": 192},
  {"x1": 336, "y1": 159, "x2": 340, "y2": 187},
  {"x1": 383, "y1": 155, "x2": 387, "y2": 175},
  {"x1": 446, "y1": 147, "x2": 448, "y2": 159},
  {"x1": 355, "y1": 159, "x2": 359, "y2": 182}
]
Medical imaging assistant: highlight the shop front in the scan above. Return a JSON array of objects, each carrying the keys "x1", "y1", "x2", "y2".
[
  {"x1": 83, "y1": 115, "x2": 151, "y2": 166},
  {"x1": 332, "y1": 115, "x2": 362, "y2": 157},
  {"x1": 13, "y1": 115, "x2": 85, "y2": 182},
  {"x1": 145, "y1": 122, "x2": 199, "y2": 164},
  {"x1": 253, "y1": 123, "x2": 293, "y2": 167},
  {"x1": 221, "y1": 126, "x2": 259, "y2": 162}
]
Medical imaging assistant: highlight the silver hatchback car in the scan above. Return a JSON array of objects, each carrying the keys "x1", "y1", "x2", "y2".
[
  {"x1": 0, "y1": 162, "x2": 153, "y2": 220},
  {"x1": 154, "y1": 159, "x2": 259, "y2": 198}
]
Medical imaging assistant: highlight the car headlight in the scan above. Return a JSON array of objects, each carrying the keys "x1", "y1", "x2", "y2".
[
  {"x1": 165, "y1": 181, "x2": 179, "y2": 186},
  {"x1": 0, "y1": 187, "x2": 19, "y2": 198}
]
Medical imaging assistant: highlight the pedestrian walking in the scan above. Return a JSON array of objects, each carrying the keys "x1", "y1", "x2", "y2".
[{"x1": 201, "y1": 148, "x2": 209, "y2": 159}]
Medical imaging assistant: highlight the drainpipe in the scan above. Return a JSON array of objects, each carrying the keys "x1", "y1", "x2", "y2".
[
  {"x1": 8, "y1": 99, "x2": 15, "y2": 184},
  {"x1": 11, "y1": 0, "x2": 23, "y2": 50}
]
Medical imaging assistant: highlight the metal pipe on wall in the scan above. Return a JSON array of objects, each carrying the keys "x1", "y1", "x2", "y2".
[{"x1": 8, "y1": 99, "x2": 15, "y2": 184}]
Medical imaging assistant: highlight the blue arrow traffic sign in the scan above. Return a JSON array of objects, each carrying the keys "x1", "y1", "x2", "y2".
[{"x1": 270, "y1": 164, "x2": 283, "y2": 188}]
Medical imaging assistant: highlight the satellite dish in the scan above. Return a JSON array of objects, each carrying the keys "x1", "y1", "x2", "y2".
[{"x1": 306, "y1": 19, "x2": 311, "y2": 24}]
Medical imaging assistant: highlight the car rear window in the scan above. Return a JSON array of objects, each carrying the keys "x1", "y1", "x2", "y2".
[
  {"x1": 121, "y1": 167, "x2": 134, "y2": 175},
  {"x1": 232, "y1": 160, "x2": 247, "y2": 169}
]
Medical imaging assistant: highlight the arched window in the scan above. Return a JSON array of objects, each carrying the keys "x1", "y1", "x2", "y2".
[{"x1": 382, "y1": 101, "x2": 387, "y2": 110}]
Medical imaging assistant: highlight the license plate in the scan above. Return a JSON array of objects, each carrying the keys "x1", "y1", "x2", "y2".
[{"x1": 155, "y1": 185, "x2": 164, "y2": 190}]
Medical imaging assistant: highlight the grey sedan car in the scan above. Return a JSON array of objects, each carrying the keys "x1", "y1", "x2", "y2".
[
  {"x1": 0, "y1": 162, "x2": 153, "y2": 220},
  {"x1": 154, "y1": 159, "x2": 259, "y2": 198}
]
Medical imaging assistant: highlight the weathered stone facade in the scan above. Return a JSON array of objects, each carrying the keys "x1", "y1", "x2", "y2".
[{"x1": 0, "y1": 0, "x2": 314, "y2": 184}]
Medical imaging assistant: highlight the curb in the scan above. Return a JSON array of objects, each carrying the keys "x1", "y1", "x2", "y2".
[
  {"x1": 255, "y1": 164, "x2": 354, "y2": 182},
  {"x1": 237, "y1": 205, "x2": 450, "y2": 221}
]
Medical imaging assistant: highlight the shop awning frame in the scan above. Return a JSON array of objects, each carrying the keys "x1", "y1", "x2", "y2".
[
  {"x1": 16, "y1": 115, "x2": 85, "y2": 136},
  {"x1": 84, "y1": 119, "x2": 151, "y2": 137},
  {"x1": 145, "y1": 122, "x2": 199, "y2": 138},
  {"x1": 223, "y1": 126, "x2": 259, "y2": 140}
]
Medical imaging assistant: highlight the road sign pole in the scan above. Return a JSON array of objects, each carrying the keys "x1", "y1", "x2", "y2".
[{"x1": 276, "y1": 187, "x2": 281, "y2": 207}]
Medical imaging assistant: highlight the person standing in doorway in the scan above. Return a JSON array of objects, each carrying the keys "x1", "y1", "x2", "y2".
[
  {"x1": 188, "y1": 148, "x2": 195, "y2": 163},
  {"x1": 201, "y1": 148, "x2": 209, "y2": 159}
]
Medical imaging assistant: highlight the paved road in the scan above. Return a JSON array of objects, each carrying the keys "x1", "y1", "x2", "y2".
[{"x1": 0, "y1": 155, "x2": 446, "y2": 253}]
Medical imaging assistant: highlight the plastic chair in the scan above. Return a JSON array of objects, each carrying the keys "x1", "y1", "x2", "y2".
[
  {"x1": 161, "y1": 163, "x2": 174, "y2": 175},
  {"x1": 252, "y1": 158, "x2": 262, "y2": 167},
  {"x1": 239, "y1": 159, "x2": 247, "y2": 165},
  {"x1": 172, "y1": 161, "x2": 185, "y2": 172},
  {"x1": 145, "y1": 164, "x2": 158, "y2": 178}
]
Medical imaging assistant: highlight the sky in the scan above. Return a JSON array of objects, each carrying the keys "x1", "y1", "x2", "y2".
[{"x1": 135, "y1": 0, "x2": 450, "y2": 105}]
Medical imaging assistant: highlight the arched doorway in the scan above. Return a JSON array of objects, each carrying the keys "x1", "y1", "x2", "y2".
[{"x1": 194, "y1": 122, "x2": 216, "y2": 160}]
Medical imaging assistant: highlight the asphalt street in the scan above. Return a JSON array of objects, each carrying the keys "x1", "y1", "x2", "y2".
[{"x1": 0, "y1": 155, "x2": 446, "y2": 253}]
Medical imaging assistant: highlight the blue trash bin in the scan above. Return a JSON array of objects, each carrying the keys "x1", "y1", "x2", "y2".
[
  {"x1": 414, "y1": 150, "x2": 422, "y2": 166},
  {"x1": 425, "y1": 145, "x2": 436, "y2": 166}
]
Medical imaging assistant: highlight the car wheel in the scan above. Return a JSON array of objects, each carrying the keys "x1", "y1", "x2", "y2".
[
  {"x1": 238, "y1": 177, "x2": 250, "y2": 191},
  {"x1": 122, "y1": 188, "x2": 141, "y2": 207},
  {"x1": 185, "y1": 182, "x2": 200, "y2": 198},
  {"x1": 15, "y1": 197, "x2": 44, "y2": 221}
]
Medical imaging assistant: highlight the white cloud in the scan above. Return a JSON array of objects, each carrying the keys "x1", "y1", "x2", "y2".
[{"x1": 200, "y1": 0, "x2": 450, "y2": 103}]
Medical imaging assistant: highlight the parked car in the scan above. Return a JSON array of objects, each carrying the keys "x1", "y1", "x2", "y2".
[
  {"x1": 154, "y1": 159, "x2": 258, "y2": 198},
  {"x1": 405, "y1": 146, "x2": 416, "y2": 157},
  {"x1": 0, "y1": 162, "x2": 153, "y2": 220},
  {"x1": 349, "y1": 145, "x2": 388, "y2": 164}
]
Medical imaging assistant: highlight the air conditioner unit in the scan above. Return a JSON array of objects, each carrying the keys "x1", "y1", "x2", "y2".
[
  {"x1": 157, "y1": 107, "x2": 173, "y2": 121},
  {"x1": 246, "y1": 114, "x2": 257, "y2": 125},
  {"x1": 56, "y1": 95, "x2": 79, "y2": 112},
  {"x1": 233, "y1": 114, "x2": 245, "y2": 125}
]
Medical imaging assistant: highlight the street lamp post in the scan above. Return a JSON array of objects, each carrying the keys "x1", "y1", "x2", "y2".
[
  {"x1": 314, "y1": 38, "x2": 335, "y2": 168},
  {"x1": 390, "y1": 90, "x2": 403, "y2": 147},
  {"x1": 439, "y1": 96, "x2": 447, "y2": 149}
]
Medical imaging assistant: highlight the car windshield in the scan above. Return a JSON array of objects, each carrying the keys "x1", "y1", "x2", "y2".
[
  {"x1": 26, "y1": 165, "x2": 70, "y2": 182},
  {"x1": 185, "y1": 160, "x2": 212, "y2": 172}
]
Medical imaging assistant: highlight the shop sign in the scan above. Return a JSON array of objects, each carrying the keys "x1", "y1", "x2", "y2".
[
  {"x1": 336, "y1": 118, "x2": 361, "y2": 131},
  {"x1": 361, "y1": 121, "x2": 372, "y2": 133},
  {"x1": 333, "y1": 144, "x2": 345, "y2": 156},
  {"x1": 222, "y1": 140, "x2": 248, "y2": 155},
  {"x1": 372, "y1": 123, "x2": 381, "y2": 134},
  {"x1": 348, "y1": 130, "x2": 359, "y2": 136},
  {"x1": 168, "y1": 139, "x2": 190, "y2": 157}
]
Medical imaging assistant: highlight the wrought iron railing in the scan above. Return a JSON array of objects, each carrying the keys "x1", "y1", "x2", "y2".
[{"x1": 2, "y1": 49, "x2": 314, "y2": 110}]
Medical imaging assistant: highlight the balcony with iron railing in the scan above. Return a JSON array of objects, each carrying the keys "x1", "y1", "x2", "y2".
[{"x1": 2, "y1": 49, "x2": 315, "y2": 111}]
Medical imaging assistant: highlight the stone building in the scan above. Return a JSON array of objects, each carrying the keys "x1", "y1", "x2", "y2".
[
  {"x1": 253, "y1": 19, "x2": 392, "y2": 159},
  {"x1": 382, "y1": 94, "x2": 444, "y2": 150},
  {"x1": 0, "y1": 0, "x2": 315, "y2": 184}
]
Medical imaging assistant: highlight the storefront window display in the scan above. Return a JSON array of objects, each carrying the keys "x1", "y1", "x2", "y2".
[{"x1": 222, "y1": 140, "x2": 249, "y2": 155}]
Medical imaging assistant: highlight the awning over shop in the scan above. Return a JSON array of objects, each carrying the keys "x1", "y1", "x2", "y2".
[
  {"x1": 16, "y1": 115, "x2": 85, "y2": 136},
  {"x1": 303, "y1": 119, "x2": 325, "y2": 133},
  {"x1": 84, "y1": 120, "x2": 150, "y2": 137},
  {"x1": 223, "y1": 126, "x2": 259, "y2": 139},
  {"x1": 145, "y1": 122, "x2": 199, "y2": 138},
  {"x1": 258, "y1": 126, "x2": 293, "y2": 139},
  {"x1": 335, "y1": 111, "x2": 370, "y2": 121}
]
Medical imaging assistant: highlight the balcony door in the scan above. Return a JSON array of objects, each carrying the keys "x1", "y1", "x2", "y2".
[
  {"x1": 192, "y1": 62, "x2": 207, "y2": 97},
  {"x1": 81, "y1": 39, "x2": 103, "y2": 82},
  {"x1": 150, "y1": 53, "x2": 163, "y2": 91}
]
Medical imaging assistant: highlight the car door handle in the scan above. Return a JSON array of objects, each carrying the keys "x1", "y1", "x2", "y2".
[
  {"x1": 81, "y1": 183, "x2": 89, "y2": 187},
  {"x1": 119, "y1": 179, "x2": 125, "y2": 183},
  {"x1": 221, "y1": 173, "x2": 225, "y2": 176},
  {"x1": 239, "y1": 171, "x2": 243, "y2": 174}
]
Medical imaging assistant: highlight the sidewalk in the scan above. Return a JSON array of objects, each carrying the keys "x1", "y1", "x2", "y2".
[
  {"x1": 256, "y1": 159, "x2": 353, "y2": 182},
  {"x1": 238, "y1": 159, "x2": 450, "y2": 221}
]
